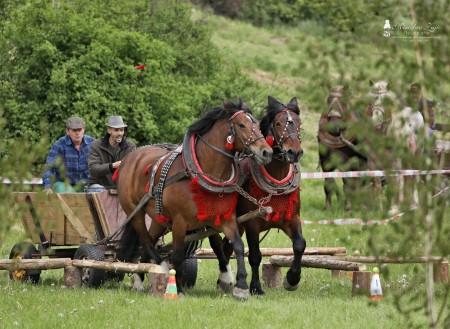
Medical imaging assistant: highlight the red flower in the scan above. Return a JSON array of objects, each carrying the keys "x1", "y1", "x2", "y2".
[{"x1": 134, "y1": 64, "x2": 145, "y2": 70}]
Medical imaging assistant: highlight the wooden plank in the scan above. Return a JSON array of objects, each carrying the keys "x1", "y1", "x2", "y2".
[{"x1": 57, "y1": 194, "x2": 94, "y2": 244}]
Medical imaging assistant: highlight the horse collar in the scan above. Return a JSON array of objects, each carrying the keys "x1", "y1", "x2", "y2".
[
  {"x1": 249, "y1": 159, "x2": 300, "y2": 195},
  {"x1": 182, "y1": 131, "x2": 245, "y2": 193}
]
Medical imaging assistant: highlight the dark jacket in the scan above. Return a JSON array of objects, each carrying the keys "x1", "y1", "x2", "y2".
[{"x1": 88, "y1": 134, "x2": 135, "y2": 187}]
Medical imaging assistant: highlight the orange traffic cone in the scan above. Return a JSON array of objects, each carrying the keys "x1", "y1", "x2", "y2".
[
  {"x1": 164, "y1": 269, "x2": 179, "y2": 300},
  {"x1": 369, "y1": 267, "x2": 383, "y2": 301}
]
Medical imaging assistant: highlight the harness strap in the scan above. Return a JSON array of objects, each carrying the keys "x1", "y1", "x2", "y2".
[{"x1": 155, "y1": 146, "x2": 182, "y2": 215}]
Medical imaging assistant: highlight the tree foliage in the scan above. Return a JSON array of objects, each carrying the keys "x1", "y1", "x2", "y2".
[{"x1": 0, "y1": 0, "x2": 258, "y2": 161}]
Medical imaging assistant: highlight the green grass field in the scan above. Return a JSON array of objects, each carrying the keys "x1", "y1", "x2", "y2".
[{"x1": 1, "y1": 7, "x2": 449, "y2": 329}]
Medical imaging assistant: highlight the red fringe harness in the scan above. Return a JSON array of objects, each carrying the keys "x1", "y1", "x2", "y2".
[
  {"x1": 155, "y1": 178, "x2": 238, "y2": 226},
  {"x1": 249, "y1": 178, "x2": 298, "y2": 222}
]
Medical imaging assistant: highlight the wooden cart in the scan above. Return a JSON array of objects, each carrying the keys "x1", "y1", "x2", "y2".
[{"x1": 9, "y1": 190, "x2": 198, "y2": 287}]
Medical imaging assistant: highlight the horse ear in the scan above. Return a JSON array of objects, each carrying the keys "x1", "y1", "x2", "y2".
[
  {"x1": 289, "y1": 97, "x2": 298, "y2": 107},
  {"x1": 268, "y1": 95, "x2": 277, "y2": 107},
  {"x1": 369, "y1": 80, "x2": 374, "y2": 86},
  {"x1": 223, "y1": 99, "x2": 234, "y2": 112}
]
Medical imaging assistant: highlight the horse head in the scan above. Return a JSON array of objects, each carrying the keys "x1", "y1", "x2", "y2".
[
  {"x1": 366, "y1": 80, "x2": 396, "y2": 134},
  {"x1": 223, "y1": 98, "x2": 273, "y2": 165},
  {"x1": 324, "y1": 85, "x2": 351, "y2": 136},
  {"x1": 260, "y1": 96, "x2": 303, "y2": 163}
]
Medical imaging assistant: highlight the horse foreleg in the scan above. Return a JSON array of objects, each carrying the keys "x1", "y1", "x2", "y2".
[
  {"x1": 244, "y1": 226, "x2": 264, "y2": 295},
  {"x1": 209, "y1": 234, "x2": 234, "y2": 293},
  {"x1": 221, "y1": 220, "x2": 249, "y2": 301},
  {"x1": 324, "y1": 177, "x2": 339, "y2": 209},
  {"x1": 283, "y1": 220, "x2": 306, "y2": 291},
  {"x1": 170, "y1": 222, "x2": 188, "y2": 296}
]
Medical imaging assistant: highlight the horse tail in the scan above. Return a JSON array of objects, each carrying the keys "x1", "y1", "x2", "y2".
[{"x1": 116, "y1": 223, "x2": 140, "y2": 263}]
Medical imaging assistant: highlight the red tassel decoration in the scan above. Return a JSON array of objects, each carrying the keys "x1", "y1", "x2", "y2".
[
  {"x1": 112, "y1": 169, "x2": 119, "y2": 182},
  {"x1": 225, "y1": 135, "x2": 234, "y2": 150},
  {"x1": 266, "y1": 136, "x2": 274, "y2": 148},
  {"x1": 143, "y1": 165, "x2": 151, "y2": 176},
  {"x1": 145, "y1": 182, "x2": 150, "y2": 193}
]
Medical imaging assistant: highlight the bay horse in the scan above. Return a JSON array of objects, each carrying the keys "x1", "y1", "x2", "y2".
[
  {"x1": 116, "y1": 98, "x2": 272, "y2": 300},
  {"x1": 317, "y1": 85, "x2": 368, "y2": 210},
  {"x1": 219, "y1": 96, "x2": 305, "y2": 295}
]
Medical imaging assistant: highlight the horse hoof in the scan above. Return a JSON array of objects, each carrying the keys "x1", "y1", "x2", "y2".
[
  {"x1": 232, "y1": 287, "x2": 250, "y2": 301},
  {"x1": 131, "y1": 273, "x2": 144, "y2": 292},
  {"x1": 217, "y1": 280, "x2": 234, "y2": 294},
  {"x1": 283, "y1": 277, "x2": 299, "y2": 291},
  {"x1": 160, "y1": 261, "x2": 170, "y2": 277},
  {"x1": 217, "y1": 264, "x2": 234, "y2": 293},
  {"x1": 250, "y1": 288, "x2": 265, "y2": 296},
  {"x1": 388, "y1": 205, "x2": 399, "y2": 216}
]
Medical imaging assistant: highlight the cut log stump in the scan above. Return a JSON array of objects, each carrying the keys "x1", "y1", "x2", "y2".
[
  {"x1": 351, "y1": 271, "x2": 371, "y2": 296},
  {"x1": 64, "y1": 265, "x2": 82, "y2": 288},
  {"x1": 262, "y1": 263, "x2": 282, "y2": 288}
]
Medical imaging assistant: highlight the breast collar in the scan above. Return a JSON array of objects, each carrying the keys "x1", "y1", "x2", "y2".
[
  {"x1": 249, "y1": 158, "x2": 300, "y2": 195},
  {"x1": 182, "y1": 131, "x2": 245, "y2": 193}
]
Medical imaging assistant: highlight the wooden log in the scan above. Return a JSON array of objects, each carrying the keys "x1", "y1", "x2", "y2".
[
  {"x1": 262, "y1": 263, "x2": 282, "y2": 288},
  {"x1": 269, "y1": 255, "x2": 361, "y2": 271},
  {"x1": 195, "y1": 247, "x2": 347, "y2": 257},
  {"x1": 332, "y1": 255, "x2": 446, "y2": 264},
  {"x1": 71, "y1": 259, "x2": 164, "y2": 274},
  {"x1": 64, "y1": 265, "x2": 82, "y2": 288},
  {"x1": 147, "y1": 269, "x2": 167, "y2": 296},
  {"x1": 352, "y1": 271, "x2": 371, "y2": 296},
  {"x1": 0, "y1": 258, "x2": 71, "y2": 270}
]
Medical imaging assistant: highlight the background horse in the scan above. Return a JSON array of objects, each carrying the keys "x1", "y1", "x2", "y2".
[
  {"x1": 365, "y1": 80, "x2": 425, "y2": 213},
  {"x1": 220, "y1": 96, "x2": 305, "y2": 295},
  {"x1": 116, "y1": 98, "x2": 272, "y2": 300},
  {"x1": 317, "y1": 85, "x2": 368, "y2": 210}
]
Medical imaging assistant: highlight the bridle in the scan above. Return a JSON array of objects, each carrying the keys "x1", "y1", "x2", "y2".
[
  {"x1": 197, "y1": 110, "x2": 264, "y2": 159},
  {"x1": 367, "y1": 88, "x2": 391, "y2": 132},
  {"x1": 268, "y1": 109, "x2": 301, "y2": 161},
  {"x1": 326, "y1": 91, "x2": 346, "y2": 118}
]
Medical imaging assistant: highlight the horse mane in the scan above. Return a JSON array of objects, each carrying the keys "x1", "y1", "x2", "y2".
[
  {"x1": 260, "y1": 96, "x2": 300, "y2": 136},
  {"x1": 188, "y1": 98, "x2": 252, "y2": 136}
]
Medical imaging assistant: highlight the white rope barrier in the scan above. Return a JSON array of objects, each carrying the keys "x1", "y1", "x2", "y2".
[{"x1": 301, "y1": 169, "x2": 450, "y2": 179}]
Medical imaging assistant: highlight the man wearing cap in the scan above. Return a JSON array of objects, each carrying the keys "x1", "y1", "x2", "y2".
[
  {"x1": 88, "y1": 116, "x2": 136, "y2": 191},
  {"x1": 43, "y1": 116, "x2": 95, "y2": 194}
]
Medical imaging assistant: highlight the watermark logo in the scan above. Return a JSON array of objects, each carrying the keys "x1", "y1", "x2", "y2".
[{"x1": 381, "y1": 19, "x2": 441, "y2": 41}]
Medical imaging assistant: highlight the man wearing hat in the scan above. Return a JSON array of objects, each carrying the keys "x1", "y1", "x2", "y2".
[
  {"x1": 409, "y1": 82, "x2": 436, "y2": 137},
  {"x1": 43, "y1": 116, "x2": 95, "y2": 194},
  {"x1": 88, "y1": 116, "x2": 136, "y2": 191}
]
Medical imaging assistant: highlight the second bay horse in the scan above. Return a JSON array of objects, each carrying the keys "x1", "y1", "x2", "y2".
[{"x1": 220, "y1": 96, "x2": 305, "y2": 295}]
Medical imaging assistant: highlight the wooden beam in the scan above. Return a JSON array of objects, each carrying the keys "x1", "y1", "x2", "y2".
[
  {"x1": 195, "y1": 247, "x2": 347, "y2": 257},
  {"x1": 57, "y1": 194, "x2": 95, "y2": 243},
  {"x1": 0, "y1": 258, "x2": 71, "y2": 270},
  {"x1": 332, "y1": 255, "x2": 447, "y2": 264},
  {"x1": 0, "y1": 258, "x2": 165, "y2": 274},
  {"x1": 270, "y1": 255, "x2": 361, "y2": 271},
  {"x1": 71, "y1": 259, "x2": 165, "y2": 274}
]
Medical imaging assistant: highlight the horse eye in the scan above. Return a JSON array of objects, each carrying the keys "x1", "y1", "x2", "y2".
[{"x1": 238, "y1": 123, "x2": 245, "y2": 128}]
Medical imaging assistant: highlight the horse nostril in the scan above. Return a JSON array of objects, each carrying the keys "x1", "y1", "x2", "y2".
[{"x1": 262, "y1": 149, "x2": 273, "y2": 160}]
